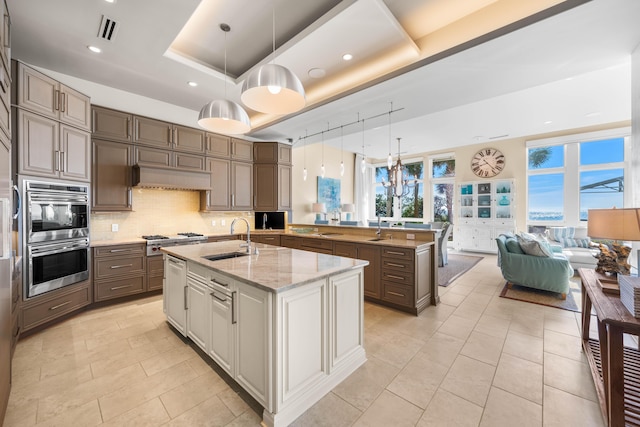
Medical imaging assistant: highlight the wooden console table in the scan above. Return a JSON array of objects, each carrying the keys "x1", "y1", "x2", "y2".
[{"x1": 579, "y1": 268, "x2": 640, "y2": 426}]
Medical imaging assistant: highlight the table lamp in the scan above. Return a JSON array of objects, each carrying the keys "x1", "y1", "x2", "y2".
[
  {"x1": 312, "y1": 203, "x2": 327, "y2": 221},
  {"x1": 341, "y1": 203, "x2": 355, "y2": 221},
  {"x1": 587, "y1": 208, "x2": 640, "y2": 276}
]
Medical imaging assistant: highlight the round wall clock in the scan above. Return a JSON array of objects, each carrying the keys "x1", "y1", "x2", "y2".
[{"x1": 471, "y1": 148, "x2": 505, "y2": 178}]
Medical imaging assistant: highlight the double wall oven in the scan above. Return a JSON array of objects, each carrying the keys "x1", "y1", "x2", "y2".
[{"x1": 21, "y1": 179, "x2": 90, "y2": 299}]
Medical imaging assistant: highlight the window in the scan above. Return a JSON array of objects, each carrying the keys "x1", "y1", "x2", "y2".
[
  {"x1": 374, "y1": 159, "x2": 424, "y2": 221},
  {"x1": 430, "y1": 156, "x2": 455, "y2": 222},
  {"x1": 526, "y1": 130, "x2": 629, "y2": 226}
]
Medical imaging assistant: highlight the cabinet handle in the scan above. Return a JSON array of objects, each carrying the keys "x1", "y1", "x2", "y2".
[
  {"x1": 12, "y1": 185, "x2": 21, "y2": 220},
  {"x1": 386, "y1": 274, "x2": 405, "y2": 281},
  {"x1": 12, "y1": 326, "x2": 20, "y2": 339},
  {"x1": 211, "y1": 279, "x2": 229, "y2": 287},
  {"x1": 206, "y1": 191, "x2": 210, "y2": 206},
  {"x1": 168, "y1": 258, "x2": 182, "y2": 265},
  {"x1": 128, "y1": 188, "x2": 132, "y2": 207},
  {"x1": 231, "y1": 194, "x2": 235, "y2": 207},
  {"x1": 387, "y1": 291, "x2": 405, "y2": 297},
  {"x1": 206, "y1": 137, "x2": 210, "y2": 152},
  {"x1": 49, "y1": 300, "x2": 71, "y2": 311},
  {"x1": 54, "y1": 150, "x2": 60, "y2": 171},
  {"x1": 54, "y1": 89, "x2": 60, "y2": 111},
  {"x1": 59, "y1": 151, "x2": 65, "y2": 172},
  {"x1": 109, "y1": 249, "x2": 128, "y2": 253},
  {"x1": 60, "y1": 93, "x2": 66, "y2": 112},
  {"x1": 110, "y1": 284, "x2": 133, "y2": 291},
  {"x1": 110, "y1": 263, "x2": 133, "y2": 269},
  {"x1": 231, "y1": 291, "x2": 237, "y2": 324},
  {"x1": 211, "y1": 292, "x2": 227, "y2": 302},
  {"x1": 184, "y1": 286, "x2": 188, "y2": 310},
  {"x1": 386, "y1": 251, "x2": 405, "y2": 256},
  {"x1": 126, "y1": 117, "x2": 131, "y2": 138},
  {"x1": 386, "y1": 262, "x2": 405, "y2": 268}
]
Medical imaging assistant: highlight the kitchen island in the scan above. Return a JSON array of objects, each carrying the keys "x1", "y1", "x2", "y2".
[{"x1": 161, "y1": 240, "x2": 368, "y2": 427}]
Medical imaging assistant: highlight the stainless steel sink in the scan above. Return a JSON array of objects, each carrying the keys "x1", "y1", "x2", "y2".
[
  {"x1": 203, "y1": 252, "x2": 249, "y2": 261},
  {"x1": 320, "y1": 232, "x2": 342, "y2": 236},
  {"x1": 367, "y1": 237, "x2": 386, "y2": 241}
]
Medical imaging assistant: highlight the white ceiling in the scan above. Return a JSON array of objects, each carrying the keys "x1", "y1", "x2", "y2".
[{"x1": 7, "y1": 0, "x2": 640, "y2": 159}]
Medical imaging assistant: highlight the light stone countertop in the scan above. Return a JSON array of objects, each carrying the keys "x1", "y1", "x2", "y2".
[{"x1": 161, "y1": 240, "x2": 369, "y2": 293}]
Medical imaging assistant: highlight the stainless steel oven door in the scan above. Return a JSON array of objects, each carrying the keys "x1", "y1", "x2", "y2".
[
  {"x1": 26, "y1": 238, "x2": 90, "y2": 299},
  {"x1": 27, "y1": 190, "x2": 89, "y2": 243}
]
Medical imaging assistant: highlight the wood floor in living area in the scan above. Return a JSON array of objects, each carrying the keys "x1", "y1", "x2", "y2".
[{"x1": 4, "y1": 254, "x2": 605, "y2": 426}]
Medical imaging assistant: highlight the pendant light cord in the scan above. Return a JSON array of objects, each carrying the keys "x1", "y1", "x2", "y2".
[{"x1": 272, "y1": 1, "x2": 276, "y2": 64}]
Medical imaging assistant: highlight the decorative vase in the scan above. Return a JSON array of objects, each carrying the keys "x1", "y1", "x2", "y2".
[{"x1": 498, "y1": 195, "x2": 510, "y2": 206}]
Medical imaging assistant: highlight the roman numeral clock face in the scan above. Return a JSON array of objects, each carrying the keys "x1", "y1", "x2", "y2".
[{"x1": 471, "y1": 148, "x2": 505, "y2": 178}]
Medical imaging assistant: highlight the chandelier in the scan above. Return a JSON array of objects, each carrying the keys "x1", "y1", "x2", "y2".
[{"x1": 382, "y1": 138, "x2": 417, "y2": 198}]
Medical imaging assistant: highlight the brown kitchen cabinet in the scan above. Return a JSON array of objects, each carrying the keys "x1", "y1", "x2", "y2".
[
  {"x1": 205, "y1": 132, "x2": 230, "y2": 157},
  {"x1": 173, "y1": 125, "x2": 205, "y2": 153},
  {"x1": 357, "y1": 245, "x2": 381, "y2": 300},
  {"x1": 21, "y1": 280, "x2": 92, "y2": 332},
  {"x1": 133, "y1": 115, "x2": 172, "y2": 149},
  {"x1": 147, "y1": 256, "x2": 164, "y2": 291},
  {"x1": 15, "y1": 109, "x2": 91, "y2": 182},
  {"x1": 231, "y1": 138, "x2": 252, "y2": 161},
  {"x1": 91, "y1": 105, "x2": 132, "y2": 143},
  {"x1": 231, "y1": 160, "x2": 253, "y2": 211},
  {"x1": 299, "y1": 237, "x2": 334, "y2": 255},
  {"x1": 91, "y1": 138, "x2": 133, "y2": 212},
  {"x1": 251, "y1": 234, "x2": 281, "y2": 245},
  {"x1": 13, "y1": 60, "x2": 91, "y2": 131},
  {"x1": 201, "y1": 157, "x2": 231, "y2": 211},
  {"x1": 93, "y1": 243, "x2": 146, "y2": 302},
  {"x1": 253, "y1": 142, "x2": 292, "y2": 211},
  {"x1": 280, "y1": 235, "x2": 300, "y2": 249},
  {"x1": 135, "y1": 146, "x2": 205, "y2": 171}
]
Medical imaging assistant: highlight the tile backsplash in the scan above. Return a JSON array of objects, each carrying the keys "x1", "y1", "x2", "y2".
[{"x1": 90, "y1": 188, "x2": 253, "y2": 241}]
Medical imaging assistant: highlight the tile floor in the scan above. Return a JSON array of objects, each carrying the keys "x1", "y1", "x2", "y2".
[{"x1": 4, "y1": 254, "x2": 606, "y2": 426}]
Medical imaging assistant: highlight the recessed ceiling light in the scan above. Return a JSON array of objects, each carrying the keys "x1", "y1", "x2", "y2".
[
  {"x1": 104, "y1": 0, "x2": 116, "y2": 3},
  {"x1": 342, "y1": 53, "x2": 353, "y2": 61},
  {"x1": 88, "y1": 45, "x2": 101, "y2": 53},
  {"x1": 544, "y1": 120, "x2": 553, "y2": 124},
  {"x1": 187, "y1": 81, "x2": 198, "y2": 87},
  {"x1": 585, "y1": 111, "x2": 601, "y2": 117},
  {"x1": 308, "y1": 68, "x2": 326, "y2": 79}
]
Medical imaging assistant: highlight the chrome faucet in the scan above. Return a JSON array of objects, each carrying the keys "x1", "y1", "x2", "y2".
[
  {"x1": 262, "y1": 212, "x2": 267, "y2": 230},
  {"x1": 230, "y1": 217, "x2": 251, "y2": 253},
  {"x1": 376, "y1": 215, "x2": 382, "y2": 238}
]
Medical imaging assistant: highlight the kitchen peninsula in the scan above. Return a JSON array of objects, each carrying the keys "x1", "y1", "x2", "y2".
[{"x1": 161, "y1": 240, "x2": 368, "y2": 427}]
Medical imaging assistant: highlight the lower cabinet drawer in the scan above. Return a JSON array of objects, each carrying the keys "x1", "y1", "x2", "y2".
[
  {"x1": 381, "y1": 269, "x2": 414, "y2": 285},
  {"x1": 381, "y1": 283, "x2": 413, "y2": 307},
  {"x1": 95, "y1": 275, "x2": 145, "y2": 301},
  {"x1": 381, "y1": 258, "x2": 414, "y2": 271},
  {"x1": 147, "y1": 274, "x2": 163, "y2": 291},
  {"x1": 94, "y1": 255, "x2": 145, "y2": 280},
  {"x1": 22, "y1": 285, "x2": 91, "y2": 331}
]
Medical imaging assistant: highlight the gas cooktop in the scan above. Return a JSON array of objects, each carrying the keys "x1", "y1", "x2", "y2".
[{"x1": 143, "y1": 233, "x2": 207, "y2": 256}]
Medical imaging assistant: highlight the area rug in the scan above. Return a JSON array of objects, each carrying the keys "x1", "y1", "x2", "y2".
[
  {"x1": 499, "y1": 276, "x2": 582, "y2": 312},
  {"x1": 438, "y1": 254, "x2": 483, "y2": 287}
]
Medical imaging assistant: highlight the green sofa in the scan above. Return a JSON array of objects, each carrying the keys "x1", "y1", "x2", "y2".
[{"x1": 496, "y1": 234, "x2": 573, "y2": 298}]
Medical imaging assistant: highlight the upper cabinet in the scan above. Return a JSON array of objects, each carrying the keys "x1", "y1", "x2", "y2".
[
  {"x1": 253, "y1": 142, "x2": 292, "y2": 211},
  {"x1": 92, "y1": 106, "x2": 131, "y2": 143},
  {"x1": 13, "y1": 61, "x2": 91, "y2": 131},
  {"x1": 205, "y1": 133, "x2": 230, "y2": 158},
  {"x1": 231, "y1": 138, "x2": 252, "y2": 162},
  {"x1": 133, "y1": 115, "x2": 172, "y2": 149},
  {"x1": 173, "y1": 125, "x2": 205, "y2": 153}
]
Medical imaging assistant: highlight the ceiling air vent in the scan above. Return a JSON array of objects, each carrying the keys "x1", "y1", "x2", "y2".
[{"x1": 98, "y1": 15, "x2": 119, "y2": 42}]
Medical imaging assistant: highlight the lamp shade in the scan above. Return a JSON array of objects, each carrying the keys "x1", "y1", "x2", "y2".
[
  {"x1": 241, "y1": 63, "x2": 306, "y2": 114},
  {"x1": 342, "y1": 203, "x2": 355, "y2": 213},
  {"x1": 312, "y1": 203, "x2": 326, "y2": 213},
  {"x1": 198, "y1": 99, "x2": 251, "y2": 135},
  {"x1": 587, "y1": 208, "x2": 640, "y2": 241}
]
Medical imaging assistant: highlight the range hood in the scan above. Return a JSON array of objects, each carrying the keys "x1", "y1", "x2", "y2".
[{"x1": 132, "y1": 164, "x2": 211, "y2": 191}]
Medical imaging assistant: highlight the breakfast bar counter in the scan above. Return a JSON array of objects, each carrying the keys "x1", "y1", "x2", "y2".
[{"x1": 161, "y1": 241, "x2": 367, "y2": 427}]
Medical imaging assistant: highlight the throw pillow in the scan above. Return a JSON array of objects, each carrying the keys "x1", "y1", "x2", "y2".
[
  {"x1": 547, "y1": 227, "x2": 575, "y2": 242},
  {"x1": 505, "y1": 237, "x2": 524, "y2": 254},
  {"x1": 516, "y1": 233, "x2": 554, "y2": 257}
]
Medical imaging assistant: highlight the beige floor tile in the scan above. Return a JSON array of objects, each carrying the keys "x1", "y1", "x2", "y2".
[
  {"x1": 84, "y1": 320, "x2": 159, "y2": 351},
  {"x1": 35, "y1": 399, "x2": 102, "y2": 427},
  {"x1": 332, "y1": 355, "x2": 400, "y2": 411},
  {"x1": 419, "y1": 303, "x2": 456, "y2": 322},
  {"x1": 416, "y1": 388, "x2": 483, "y2": 427},
  {"x1": 99, "y1": 359, "x2": 199, "y2": 421},
  {"x1": 543, "y1": 352, "x2": 597, "y2": 402},
  {"x1": 543, "y1": 329, "x2": 585, "y2": 362},
  {"x1": 3, "y1": 392, "x2": 38, "y2": 427},
  {"x1": 217, "y1": 387, "x2": 253, "y2": 417},
  {"x1": 164, "y1": 395, "x2": 236, "y2": 427},
  {"x1": 460, "y1": 331, "x2": 505, "y2": 366},
  {"x1": 452, "y1": 304, "x2": 484, "y2": 323},
  {"x1": 223, "y1": 410, "x2": 263, "y2": 427},
  {"x1": 447, "y1": 283, "x2": 476, "y2": 296},
  {"x1": 480, "y1": 387, "x2": 542, "y2": 427},
  {"x1": 542, "y1": 386, "x2": 605, "y2": 427},
  {"x1": 502, "y1": 329, "x2": 544, "y2": 364},
  {"x1": 418, "y1": 331, "x2": 465, "y2": 368},
  {"x1": 365, "y1": 329, "x2": 424, "y2": 369},
  {"x1": 36, "y1": 363, "x2": 146, "y2": 422},
  {"x1": 544, "y1": 312, "x2": 580, "y2": 337},
  {"x1": 291, "y1": 392, "x2": 362, "y2": 427},
  {"x1": 437, "y1": 314, "x2": 476, "y2": 341},
  {"x1": 352, "y1": 390, "x2": 423, "y2": 427},
  {"x1": 139, "y1": 345, "x2": 199, "y2": 376},
  {"x1": 509, "y1": 313, "x2": 545, "y2": 338},
  {"x1": 474, "y1": 313, "x2": 511, "y2": 339},
  {"x1": 387, "y1": 352, "x2": 449, "y2": 409},
  {"x1": 440, "y1": 355, "x2": 496, "y2": 407},
  {"x1": 101, "y1": 397, "x2": 170, "y2": 427},
  {"x1": 440, "y1": 291, "x2": 467, "y2": 307},
  {"x1": 159, "y1": 370, "x2": 230, "y2": 418},
  {"x1": 493, "y1": 353, "x2": 543, "y2": 404}
]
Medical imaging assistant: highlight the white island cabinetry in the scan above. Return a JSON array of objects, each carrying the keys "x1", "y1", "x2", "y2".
[
  {"x1": 163, "y1": 255, "x2": 187, "y2": 335},
  {"x1": 162, "y1": 241, "x2": 366, "y2": 427}
]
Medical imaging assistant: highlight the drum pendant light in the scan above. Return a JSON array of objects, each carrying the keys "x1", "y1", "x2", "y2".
[
  {"x1": 198, "y1": 24, "x2": 250, "y2": 135},
  {"x1": 241, "y1": 6, "x2": 305, "y2": 114}
]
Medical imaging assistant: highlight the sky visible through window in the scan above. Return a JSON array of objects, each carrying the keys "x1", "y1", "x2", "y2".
[{"x1": 528, "y1": 138, "x2": 624, "y2": 222}]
